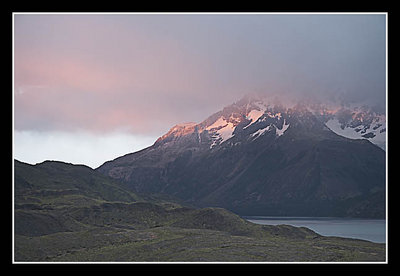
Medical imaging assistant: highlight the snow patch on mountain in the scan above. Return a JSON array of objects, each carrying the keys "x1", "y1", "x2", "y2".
[
  {"x1": 267, "y1": 111, "x2": 282, "y2": 119},
  {"x1": 217, "y1": 122, "x2": 235, "y2": 142},
  {"x1": 325, "y1": 119, "x2": 363, "y2": 139},
  {"x1": 275, "y1": 119, "x2": 290, "y2": 137},
  {"x1": 326, "y1": 118, "x2": 386, "y2": 149},
  {"x1": 206, "y1": 117, "x2": 228, "y2": 131},
  {"x1": 251, "y1": 125, "x2": 272, "y2": 139},
  {"x1": 243, "y1": 109, "x2": 265, "y2": 129},
  {"x1": 206, "y1": 117, "x2": 236, "y2": 148}
]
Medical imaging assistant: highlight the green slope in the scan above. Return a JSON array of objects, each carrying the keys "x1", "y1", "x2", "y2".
[
  {"x1": 15, "y1": 160, "x2": 141, "y2": 205},
  {"x1": 14, "y1": 159, "x2": 386, "y2": 262}
]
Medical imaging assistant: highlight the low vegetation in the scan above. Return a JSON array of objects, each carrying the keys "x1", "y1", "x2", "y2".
[{"x1": 14, "y1": 160, "x2": 386, "y2": 262}]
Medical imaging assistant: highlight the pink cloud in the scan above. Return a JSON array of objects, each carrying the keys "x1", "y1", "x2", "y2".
[
  {"x1": 14, "y1": 36, "x2": 226, "y2": 135},
  {"x1": 14, "y1": 14, "x2": 281, "y2": 135},
  {"x1": 15, "y1": 52, "x2": 127, "y2": 91},
  {"x1": 14, "y1": 52, "x2": 212, "y2": 134}
]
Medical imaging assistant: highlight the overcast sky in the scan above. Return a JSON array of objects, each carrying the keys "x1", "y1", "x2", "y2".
[{"x1": 13, "y1": 13, "x2": 387, "y2": 168}]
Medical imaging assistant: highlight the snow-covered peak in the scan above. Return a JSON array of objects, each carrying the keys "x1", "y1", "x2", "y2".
[
  {"x1": 243, "y1": 109, "x2": 266, "y2": 129},
  {"x1": 169, "y1": 122, "x2": 196, "y2": 133},
  {"x1": 156, "y1": 94, "x2": 385, "y2": 150},
  {"x1": 157, "y1": 122, "x2": 197, "y2": 142}
]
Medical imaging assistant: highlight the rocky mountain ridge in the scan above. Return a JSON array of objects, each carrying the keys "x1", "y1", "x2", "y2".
[
  {"x1": 154, "y1": 95, "x2": 386, "y2": 150},
  {"x1": 97, "y1": 95, "x2": 386, "y2": 218}
]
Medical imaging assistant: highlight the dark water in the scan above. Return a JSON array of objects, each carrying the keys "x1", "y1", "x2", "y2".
[{"x1": 244, "y1": 216, "x2": 386, "y2": 243}]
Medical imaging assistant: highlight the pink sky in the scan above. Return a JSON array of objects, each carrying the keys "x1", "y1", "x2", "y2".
[
  {"x1": 14, "y1": 15, "x2": 230, "y2": 135},
  {"x1": 13, "y1": 13, "x2": 386, "y2": 167}
]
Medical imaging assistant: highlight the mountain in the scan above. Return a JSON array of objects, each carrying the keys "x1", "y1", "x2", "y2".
[
  {"x1": 307, "y1": 102, "x2": 386, "y2": 150},
  {"x1": 14, "y1": 160, "x2": 385, "y2": 262},
  {"x1": 97, "y1": 95, "x2": 386, "y2": 218}
]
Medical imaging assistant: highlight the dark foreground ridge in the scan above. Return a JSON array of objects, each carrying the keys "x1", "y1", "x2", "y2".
[{"x1": 14, "y1": 160, "x2": 385, "y2": 262}]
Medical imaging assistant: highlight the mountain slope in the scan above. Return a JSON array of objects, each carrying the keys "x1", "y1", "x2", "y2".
[
  {"x1": 15, "y1": 160, "x2": 141, "y2": 205},
  {"x1": 14, "y1": 160, "x2": 143, "y2": 236},
  {"x1": 97, "y1": 95, "x2": 386, "y2": 218}
]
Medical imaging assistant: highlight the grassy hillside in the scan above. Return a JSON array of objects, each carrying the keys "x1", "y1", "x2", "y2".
[
  {"x1": 14, "y1": 160, "x2": 386, "y2": 262},
  {"x1": 15, "y1": 160, "x2": 141, "y2": 205}
]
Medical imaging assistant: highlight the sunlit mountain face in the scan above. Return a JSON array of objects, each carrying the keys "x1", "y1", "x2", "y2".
[
  {"x1": 97, "y1": 94, "x2": 386, "y2": 218},
  {"x1": 155, "y1": 94, "x2": 386, "y2": 150}
]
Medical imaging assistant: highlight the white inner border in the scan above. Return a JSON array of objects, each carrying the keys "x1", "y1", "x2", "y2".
[{"x1": 12, "y1": 11, "x2": 389, "y2": 265}]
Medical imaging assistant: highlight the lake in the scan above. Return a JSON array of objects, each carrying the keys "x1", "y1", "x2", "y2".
[{"x1": 244, "y1": 216, "x2": 386, "y2": 243}]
